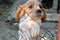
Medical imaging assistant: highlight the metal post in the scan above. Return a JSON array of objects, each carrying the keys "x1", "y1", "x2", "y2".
[{"x1": 52, "y1": 0, "x2": 58, "y2": 10}]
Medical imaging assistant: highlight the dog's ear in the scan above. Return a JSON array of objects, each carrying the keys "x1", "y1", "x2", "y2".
[
  {"x1": 16, "y1": 6, "x2": 25, "y2": 22},
  {"x1": 39, "y1": 5, "x2": 46, "y2": 22}
]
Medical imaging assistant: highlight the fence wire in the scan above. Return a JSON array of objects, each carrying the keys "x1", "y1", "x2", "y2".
[{"x1": 2, "y1": 6, "x2": 57, "y2": 40}]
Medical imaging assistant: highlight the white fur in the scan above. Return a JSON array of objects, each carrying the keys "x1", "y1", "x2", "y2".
[{"x1": 18, "y1": 14, "x2": 42, "y2": 40}]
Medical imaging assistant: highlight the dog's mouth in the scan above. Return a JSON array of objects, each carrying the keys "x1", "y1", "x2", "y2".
[
  {"x1": 37, "y1": 12, "x2": 43, "y2": 16},
  {"x1": 37, "y1": 13, "x2": 42, "y2": 16}
]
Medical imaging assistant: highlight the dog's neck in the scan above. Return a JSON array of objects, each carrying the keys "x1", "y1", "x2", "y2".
[{"x1": 20, "y1": 14, "x2": 42, "y2": 25}]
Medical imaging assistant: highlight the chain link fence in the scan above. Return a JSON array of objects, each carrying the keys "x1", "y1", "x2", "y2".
[
  {"x1": 0, "y1": 0, "x2": 58, "y2": 40},
  {"x1": 2, "y1": 22, "x2": 57, "y2": 40},
  {"x1": 1, "y1": 6, "x2": 57, "y2": 40}
]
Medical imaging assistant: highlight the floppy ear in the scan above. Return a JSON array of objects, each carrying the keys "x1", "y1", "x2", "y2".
[
  {"x1": 40, "y1": 5, "x2": 46, "y2": 22},
  {"x1": 16, "y1": 6, "x2": 25, "y2": 22}
]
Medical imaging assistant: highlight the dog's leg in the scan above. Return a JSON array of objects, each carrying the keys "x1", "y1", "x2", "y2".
[{"x1": 32, "y1": 37, "x2": 38, "y2": 40}]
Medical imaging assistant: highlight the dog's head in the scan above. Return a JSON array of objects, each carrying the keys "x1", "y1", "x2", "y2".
[{"x1": 16, "y1": 0, "x2": 46, "y2": 22}]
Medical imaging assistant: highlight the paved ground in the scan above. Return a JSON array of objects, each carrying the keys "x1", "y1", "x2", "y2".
[{"x1": 0, "y1": 4, "x2": 19, "y2": 40}]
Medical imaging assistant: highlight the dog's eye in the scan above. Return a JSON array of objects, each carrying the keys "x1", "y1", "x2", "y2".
[
  {"x1": 29, "y1": 5, "x2": 33, "y2": 9},
  {"x1": 39, "y1": 5, "x2": 42, "y2": 8}
]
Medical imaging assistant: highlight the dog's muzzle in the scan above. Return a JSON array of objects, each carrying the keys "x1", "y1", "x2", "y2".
[
  {"x1": 37, "y1": 9, "x2": 42, "y2": 13},
  {"x1": 36, "y1": 9, "x2": 42, "y2": 16}
]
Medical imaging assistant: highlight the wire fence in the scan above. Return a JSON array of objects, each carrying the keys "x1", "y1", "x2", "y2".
[
  {"x1": 3, "y1": 23, "x2": 56, "y2": 40},
  {"x1": 6, "y1": 7, "x2": 57, "y2": 40},
  {"x1": 1, "y1": 6, "x2": 57, "y2": 40}
]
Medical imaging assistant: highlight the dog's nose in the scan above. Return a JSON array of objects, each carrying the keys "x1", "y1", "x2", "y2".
[{"x1": 37, "y1": 9, "x2": 42, "y2": 13}]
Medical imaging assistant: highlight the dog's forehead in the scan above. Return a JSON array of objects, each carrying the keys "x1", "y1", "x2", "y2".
[
  {"x1": 29, "y1": 0, "x2": 39, "y2": 2},
  {"x1": 25, "y1": 0, "x2": 41, "y2": 5}
]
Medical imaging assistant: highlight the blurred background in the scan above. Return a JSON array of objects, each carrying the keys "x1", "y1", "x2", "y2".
[{"x1": 0, "y1": 0, "x2": 59, "y2": 40}]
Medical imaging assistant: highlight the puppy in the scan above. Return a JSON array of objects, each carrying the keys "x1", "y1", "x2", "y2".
[{"x1": 16, "y1": 0, "x2": 46, "y2": 40}]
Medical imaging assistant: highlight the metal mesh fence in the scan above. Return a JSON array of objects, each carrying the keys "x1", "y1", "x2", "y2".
[
  {"x1": 6, "y1": 7, "x2": 57, "y2": 40},
  {"x1": 3, "y1": 24, "x2": 56, "y2": 40},
  {"x1": 1, "y1": 5, "x2": 57, "y2": 40}
]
